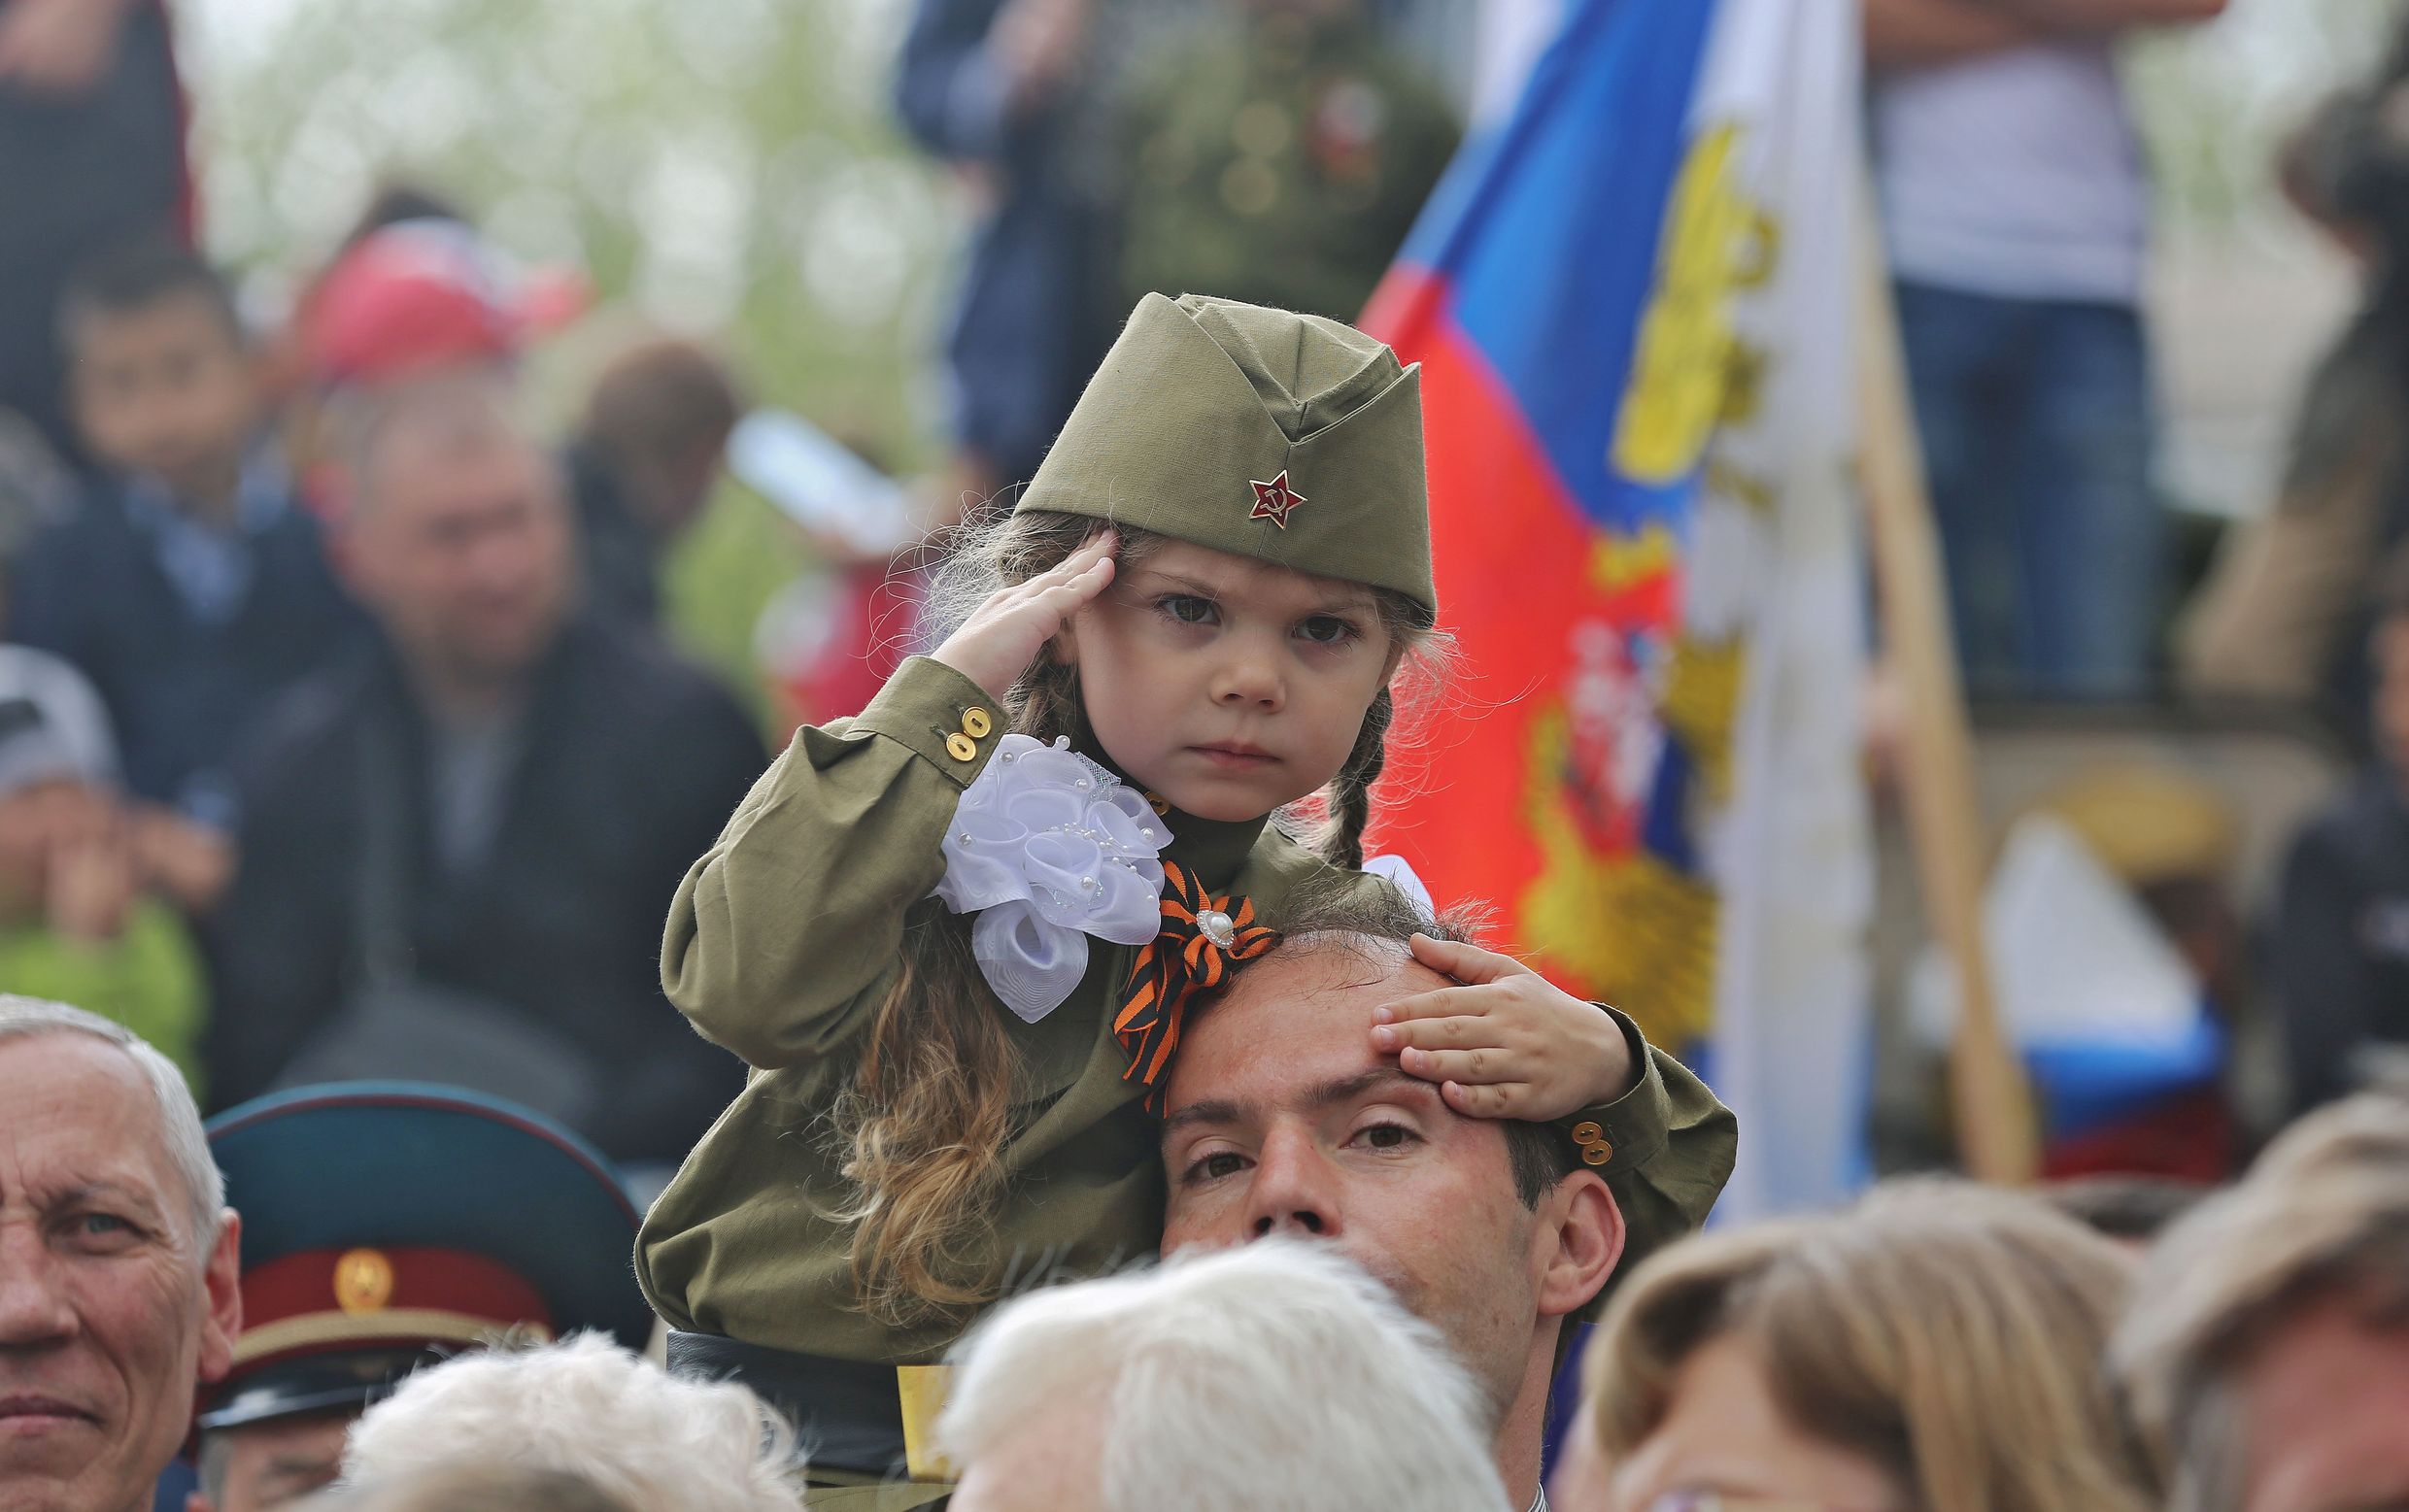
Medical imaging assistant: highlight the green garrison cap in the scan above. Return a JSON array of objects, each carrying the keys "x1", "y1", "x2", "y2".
[{"x1": 1019, "y1": 292, "x2": 1435, "y2": 613}]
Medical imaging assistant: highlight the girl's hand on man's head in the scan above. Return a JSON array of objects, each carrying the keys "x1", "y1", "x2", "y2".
[
  {"x1": 1371, "y1": 933, "x2": 1639, "y2": 1123},
  {"x1": 932, "y1": 530, "x2": 1117, "y2": 703}
]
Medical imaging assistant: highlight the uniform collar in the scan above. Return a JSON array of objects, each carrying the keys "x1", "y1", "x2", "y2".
[
  {"x1": 1067, "y1": 711, "x2": 1268, "y2": 892},
  {"x1": 1152, "y1": 802, "x2": 1270, "y2": 894}
]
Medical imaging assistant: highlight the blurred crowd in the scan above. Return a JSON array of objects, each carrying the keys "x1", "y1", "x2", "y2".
[
  {"x1": 5, "y1": 0, "x2": 2409, "y2": 1509},
  {"x1": 0, "y1": 0, "x2": 1475, "y2": 1178},
  {"x1": 0, "y1": 0, "x2": 2391, "y2": 1202}
]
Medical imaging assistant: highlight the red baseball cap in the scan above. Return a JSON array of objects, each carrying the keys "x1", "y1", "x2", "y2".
[{"x1": 303, "y1": 219, "x2": 552, "y2": 386}]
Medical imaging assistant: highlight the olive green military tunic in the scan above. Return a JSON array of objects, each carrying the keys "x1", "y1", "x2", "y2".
[{"x1": 636, "y1": 655, "x2": 1737, "y2": 1368}]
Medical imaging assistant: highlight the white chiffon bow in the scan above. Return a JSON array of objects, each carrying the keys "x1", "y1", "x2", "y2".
[{"x1": 931, "y1": 734, "x2": 1171, "y2": 1022}]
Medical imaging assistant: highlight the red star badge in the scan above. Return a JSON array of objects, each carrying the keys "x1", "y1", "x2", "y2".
[{"x1": 1248, "y1": 470, "x2": 1306, "y2": 528}]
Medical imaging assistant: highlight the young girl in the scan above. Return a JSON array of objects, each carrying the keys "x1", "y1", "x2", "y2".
[{"x1": 635, "y1": 295, "x2": 1734, "y2": 1502}]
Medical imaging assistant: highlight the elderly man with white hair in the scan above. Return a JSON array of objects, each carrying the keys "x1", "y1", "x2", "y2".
[
  {"x1": 0, "y1": 995, "x2": 241, "y2": 1512},
  {"x1": 339, "y1": 1332, "x2": 804, "y2": 1512},
  {"x1": 940, "y1": 1239, "x2": 1509, "y2": 1512}
]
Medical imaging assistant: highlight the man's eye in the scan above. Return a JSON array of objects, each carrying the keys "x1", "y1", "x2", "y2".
[
  {"x1": 1158, "y1": 594, "x2": 1218, "y2": 625},
  {"x1": 1354, "y1": 1122, "x2": 1417, "y2": 1152},
  {"x1": 1183, "y1": 1150, "x2": 1248, "y2": 1184},
  {"x1": 72, "y1": 1213, "x2": 135, "y2": 1243},
  {"x1": 1295, "y1": 616, "x2": 1360, "y2": 646}
]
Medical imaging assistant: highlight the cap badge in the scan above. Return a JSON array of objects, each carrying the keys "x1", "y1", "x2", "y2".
[
  {"x1": 1248, "y1": 471, "x2": 1306, "y2": 528},
  {"x1": 333, "y1": 1248, "x2": 396, "y2": 1316}
]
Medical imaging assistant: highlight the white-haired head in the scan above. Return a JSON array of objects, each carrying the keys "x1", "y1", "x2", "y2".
[
  {"x1": 941, "y1": 1239, "x2": 1508, "y2": 1512},
  {"x1": 342, "y1": 1333, "x2": 804, "y2": 1512},
  {"x1": 0, "y1": 994, "x2": 223, "y2": 1250}
]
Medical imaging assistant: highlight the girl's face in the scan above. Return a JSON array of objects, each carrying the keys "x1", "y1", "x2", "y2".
[{"x1": 1058, "y1": 539, "x2": 1399, "y2": 823}]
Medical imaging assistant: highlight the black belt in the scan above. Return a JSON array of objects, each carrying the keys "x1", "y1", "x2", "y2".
[{"x1": 665, "y1": 1330, "x2": 910, "y2": 1478}]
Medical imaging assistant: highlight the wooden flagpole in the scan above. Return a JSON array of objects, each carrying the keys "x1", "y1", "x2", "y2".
[{"x1": 1852, "y1": 180, "x2": 2042, "y2": 1187}]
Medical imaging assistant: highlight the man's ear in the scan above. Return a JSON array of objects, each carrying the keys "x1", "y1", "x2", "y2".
[
  {"x1": 1537, "y1": 1173, "x2": 1624, "y2": 1320},
  {"x1": 198, "y1": 1209, "x2": 243, "y2": 1385}
]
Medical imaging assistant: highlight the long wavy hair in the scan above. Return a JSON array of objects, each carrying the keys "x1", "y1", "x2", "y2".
[{"x1": 830, "y1": 507, "x2": 1442, "y2": 1327}]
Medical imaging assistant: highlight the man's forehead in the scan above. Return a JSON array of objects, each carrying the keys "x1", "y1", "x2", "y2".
[
  {"x1": 0, "y1": 1027, "x2": 152, "y2": 1091},
  {"x1": 1236, "y1": 936, "x2": 1449, "y2": 1005},
  {"x1": 1168, "y1": 940, "x2": 1451, "y2": 1103},
  {"x1": 0, "y1": 1032, "x2": 173, "y2": 1185}
]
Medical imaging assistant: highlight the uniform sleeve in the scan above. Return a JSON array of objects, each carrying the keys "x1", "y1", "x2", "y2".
[
  {"x1": 1558, "y1": 1007, "x2": 1736, "y2": 1283},
  {"x1": 660, "y1": 656, "x2": 1008, "y2": 1070}
]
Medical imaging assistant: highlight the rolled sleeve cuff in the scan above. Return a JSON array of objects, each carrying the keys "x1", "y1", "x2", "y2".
[
  {"x1": 1555, "y1": 1005, "x2": 1670, "y2": 1179},
  {"x1": 853, "y1": 656, "x2": 1010, "y2": 788}
]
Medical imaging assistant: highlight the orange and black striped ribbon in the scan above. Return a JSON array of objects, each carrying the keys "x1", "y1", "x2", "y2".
[{"x1": 1112, "y1": 859, "x2": 1279, "y2": 1113}]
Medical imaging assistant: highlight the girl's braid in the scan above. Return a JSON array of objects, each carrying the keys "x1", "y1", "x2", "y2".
[{"x1": 1320, "y1": 685, "x2": 1395, "y2": 871}]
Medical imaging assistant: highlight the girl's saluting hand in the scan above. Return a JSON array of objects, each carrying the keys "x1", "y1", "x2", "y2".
[
  {"x1": 1372, "y1": 932, "x2": 1639, "y2": 1123},
  {"x1": 933, "y1": 531, "x2": 1119, "y2": 701}
]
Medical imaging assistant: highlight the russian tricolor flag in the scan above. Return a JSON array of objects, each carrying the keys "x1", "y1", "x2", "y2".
[{"x1": 1368, "y1": 0, "x2": 1875, "y2": 1224}]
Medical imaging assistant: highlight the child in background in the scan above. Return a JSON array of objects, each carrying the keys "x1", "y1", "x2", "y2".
[
  {"x1": 638, "y1": 294, "x2": 1735, "y2": 1504},
  {"x1": 0, "y1": 644, "x2": 206, "y2": 1084},
  {"x1": 12, "y1": 240, "x2": 359, "y2": 843},
  {"x1": 565, "y1": 336, "x2": 743, "y2": 628}
]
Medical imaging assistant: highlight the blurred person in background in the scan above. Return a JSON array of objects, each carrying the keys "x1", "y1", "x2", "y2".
[
  {"x1": 894, "y1": 0, "x2": 1187, "y2": 510},
  {"x1": 2271, "y1": 555, "x2": 2409, "y2": 1116},
  {"x1": 338, "y1": 1334, "x2": 805, "y2": 1512},
  {"x1": 939, "y1": 1240, "x2": 1509, "y2": 1512},
  {"x1": 565, "y1": 336, "x2": 743, "y2": 629},
  {"x1": 187, "y1": 1084, "x2": 655, "y2": 1512},
  {"x1": 2182, "y1": 25, "x2": 2409, "y2": 727},
  {"x1": 261, "y1": 185, "x2": 477, "y2": 402},
  {"x1": 200, "y1": 368, "x2": 763, "y2": 1170},
  {"x1": 0, "y1": 647, "x2": 208, "y2": 1085},
  {"x1": 0, "y1": 996, "x2": 242, "y2": 1512},
  {"x1": 1552, "y1": 1181, "x2": 2154, "y2": 1512},
  {"x1": 1112, "y1": 0, "x2": 1458, "y2": 323},
  {"x1": 12, "y1": 240, "x2": 362, "y2": 844},
  {"x1": 1865, "y1": 0, "x2": 2226, "y2": 699},
  {"x1": 2117, "y1": 1093, "x2": 2409, "y2": 1512},
  {"x1": 0, "y1": 0, "x2": 190, "y2": 469},
  {"x1": 281, "y1": 212, "x2": 594, "y2": 518},
  {"x1": 296, "y1": 220, "x2": 529, "y2": 397}
]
